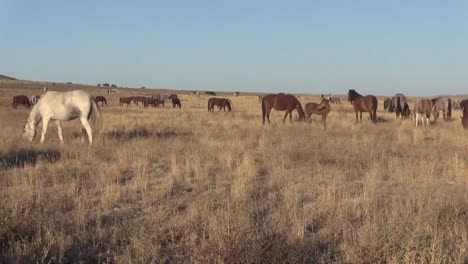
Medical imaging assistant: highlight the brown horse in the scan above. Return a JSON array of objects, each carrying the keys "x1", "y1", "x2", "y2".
[
  {"x1": 13, "y1": 95, "x2": 31, "y2": 109},
  {"x1": 119, "y1": 97, "x2": 133, "y2": 107},
  {"x1": 460, "y1": 100, "x2": 468, "y2": 129},
  {"x1": 172, "y1": 98, "x2": 181, "y2": 108},
  {"x1": 414, "y1": 99, "x2": 432, "y2": 126},
  {"x1": 132, "y1": 96, "x2": 146, "y2": 106},
  {"x1": 431, "y1": 96, "x2": 452, "y2": 121},
  {"x1": 261, "y1": 94, "x2": 305, "y2": 124},
  {"x1": 95, "y1": 96, "x2": 107, "y2": 106},
  {"x1": 208, "y1": 98, "x2": 232, "y2": 112},
  {"x1": 304, "y1": 96, "x2": 331, "y2": 129},
  {"x1": 347, "y1": 89, "x2": 378, "y2": 123}
]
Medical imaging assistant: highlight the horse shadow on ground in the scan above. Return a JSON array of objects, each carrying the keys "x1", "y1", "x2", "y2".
[
  {"x1": 0, "y1": 148, "x2": 61, "y2": 169},
  {"x1": 105, "y1": 127, "x2": 192, "y2": 140},
  {"x1": 372, "y1": 117, "x2": 389, "y2": 123}
]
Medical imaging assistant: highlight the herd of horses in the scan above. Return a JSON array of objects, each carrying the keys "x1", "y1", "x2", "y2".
[
  {"x1": 261, "y1": 90, "x2": 468, "y2": 129},
  {"x1": 9, "y1": 88, "x2": 468, "y2": 146}
]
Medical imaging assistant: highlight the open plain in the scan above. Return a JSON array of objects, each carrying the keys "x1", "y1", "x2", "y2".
[{"x1": 1, "y1": 80, "x2": 468, "y2": 263}]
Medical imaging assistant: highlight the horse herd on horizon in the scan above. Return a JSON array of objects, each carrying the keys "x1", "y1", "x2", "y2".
[{"x1": 8, "y1": 88, "x2": 468, "y2": 145}]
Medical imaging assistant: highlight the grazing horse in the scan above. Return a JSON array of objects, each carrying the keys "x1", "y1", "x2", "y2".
[
  {"x1": 413, "y1": 99, "x2": 432, "y2": 126},
  {"x1": 261, "y1": 94, "x2": 305, "y2": 124},
  {"x1": 205, "y1": 91, "x2": 216, "y2": 96},
  {"x1": 43, "y1": 87, "x2": 48, "y2": 92},
  {"x1": 304, "y1": 96, "x2": 331, "y2": 129},
  {"x1": 132, "y1": 96, "x2": 146, "y2": 106},
  {"x1": 347, "y1": 89, "x2": 378, "y2": 123},
  {"x1": 431, "y1": 96, "x2": 452, "y2": 121},
  {"x1": 22, "y1": 90, "x2": 102, "y2": 145},
  {"x1": 392, "y1": 93, "x2": 410, "y2": 118},
  {"x1": 143, "y1": 97, "x2": 155, "y2": 107},
  {"x1": 383, "y1": 98, "x2": 391, "y2": 112},
  {"x1": 31, "y1": 95, "x2": 41, "y2": 105},
  {"x1": 95, "y1": 96, "x2": 107, "y2": 106},
  {"x1": 460, "y1": 100, "x2": 468, "y2": 128},
  {"x1": 168, "y1": 94, "x2": 178, "y2": 100},
  {"x1": 147, "y1": 98, "x2": 165, "y2": 108},
  {"x1": 234, "y1": 92, "x2": 240, "y2": 97},
  {"x1": 13, "y1": 95, "x2": 31, "y2": 109},
  {"x1": 208, "y1": 98, "x2": 232, "y2": 112},
  {"x1": 119, "y1": 97, "x2": 133, "y2": 107},
  {"x1": 172, "y1": 98, "x2": 181, "y2": 108}
]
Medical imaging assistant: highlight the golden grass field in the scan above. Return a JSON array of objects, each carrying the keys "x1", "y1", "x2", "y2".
[{"x1": 1, "y1": 80, "x2": 468, "y2": 263}]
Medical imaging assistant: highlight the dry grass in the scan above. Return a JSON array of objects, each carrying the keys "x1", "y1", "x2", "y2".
[{"x1": 1, "y1": 81, "x2": 468, "y2": 263}]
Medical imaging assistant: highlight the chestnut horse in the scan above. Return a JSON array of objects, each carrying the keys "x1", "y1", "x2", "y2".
[
  {"x1": 13, "y1": 95, "x2": 31, "y2": 109},
  {"x1": 208, "y1": 98, "x2": 232, "y2": 112},
  {"x1": 347, "y1": 89, "x2": 378, "y2": 123},
  {"x1": 304, "y1": 96, "x2": 331, "y2": 129},
  {"x1": 119, "y1": 97, "x2": 133, "y2": 107},
  {"x1": 262, "y1": 94, "x2": 305, "y2": 124}
]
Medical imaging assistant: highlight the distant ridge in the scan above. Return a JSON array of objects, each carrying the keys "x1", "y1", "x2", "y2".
[{"x1": 0, "y1": 74, "x2": 16, "y2": 80}]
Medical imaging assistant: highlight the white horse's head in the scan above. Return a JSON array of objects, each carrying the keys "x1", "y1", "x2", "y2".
[{"x1": 23, "y1": 123, "x2": 36, "y2": 142}]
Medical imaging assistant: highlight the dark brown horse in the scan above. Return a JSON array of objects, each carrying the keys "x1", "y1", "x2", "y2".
[
  {"x1": 95, "y1": 96, "x2": 107, "y2": 106},
  {"x1": 262, "y1": 94, "x2": 305, "y2": 124},
  {"x1": 12, "y1": 95, "x2": 31, "y2": 109},
  {"x1": 383, "y1": 98, "x2": 391, "y2": 112},
  {"x1": 119, "y1": 97, "x2": 133, "y2": 107},
  {"x1": 208, "y1": 98, "x2": 232, "y2": 112},
  {"x1": 304, "y1": 96, "x2": 331, "y2": 129},
  {"x1": 347, "y1": 89, "x2": 378, "y2": 123},
  {"x1": 172, "y1": 98, "x2": 181, "y2": 108},
  {"x1": 132, "y1": 96, "x2": 146, "y2": 106},
  {"x1": 460, "y1": 100, "x2": 468, "y2": 129}
]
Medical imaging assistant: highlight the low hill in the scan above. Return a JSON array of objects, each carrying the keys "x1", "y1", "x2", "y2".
[{"x1": 0, "y1": 74, "x2": 16, "y2": 81}]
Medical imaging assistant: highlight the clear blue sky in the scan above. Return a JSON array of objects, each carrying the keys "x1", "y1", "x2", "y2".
[{"x1": 0, "y1": 0, "x2": 467, "y2": 95}]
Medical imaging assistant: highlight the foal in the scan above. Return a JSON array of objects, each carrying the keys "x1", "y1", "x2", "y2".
[{"x1": 304, "y1": 96, "x2": 331, "y2": 129}]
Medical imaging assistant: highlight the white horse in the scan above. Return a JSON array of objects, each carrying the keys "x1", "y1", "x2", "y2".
[
  {"x1": 107, "y1": 88, "x2": 119, "y2": 94},
  {"x1": 43, "y1": 86, "x2": 48, "y2": 92},
  {"x1": 23, "y1": 90, "x2": 102, "y2": 145}
]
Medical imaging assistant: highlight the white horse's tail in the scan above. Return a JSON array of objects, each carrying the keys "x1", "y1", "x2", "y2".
[{"x1": 89, "y1": 97, "x2": 103, "y2": 135}]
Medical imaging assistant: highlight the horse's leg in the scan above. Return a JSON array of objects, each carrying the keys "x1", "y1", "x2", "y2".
[
  {"x1": 40, "y1": 117, "x2": 50, "y2": 143},
  {"x1": 283, "y1": 111, "x2": 289, "y2": 123},
  {"x1": 415, "y1": 113, "x2": 419, "y2": 127},
  {"x1": 80, "y1": 117, "x2": 93, "y2": 145},
  {"x1": 266, "y1": 106, "x2": 272, "y2": 124},
  {"x1": 289, "y1": 111, "x2": 292, "y2": 122},
  {"x1": 360, "y1": 111, "x2": 363, "y2": 122},
  {"x1": 55, "y1": 120, "x2": 63, "y2": 144}
]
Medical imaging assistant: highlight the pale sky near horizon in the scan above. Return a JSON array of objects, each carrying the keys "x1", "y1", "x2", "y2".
[{"x1": 0, "y1": 1, "x2": 467, "y2": 96}]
